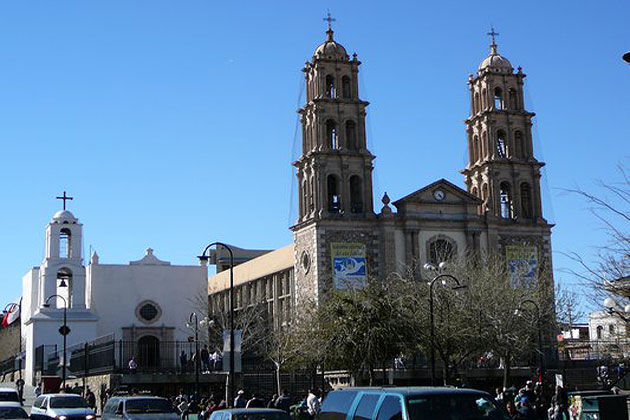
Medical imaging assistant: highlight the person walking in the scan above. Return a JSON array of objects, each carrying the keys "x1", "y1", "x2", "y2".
[
  {"x1": 275, "y1": 389, "x2": 291, "y2": 413},
  {"x1": 179, "y1": 351, "x2": 188, "y2": 373},
  {"x1": 200, "y1": 345, "x2": 210, "y2": 373},
  {"x1": 246, "y1": 393, "x2": 265, "y2": 408},
  {"x1": 128, "y1": 357, "x2": 138, "y2": 374},
  {"x1": 267, "y1": 394, "x2": 278, "y2": 408},
  {"x1": 234, "y1": 390, "x2": 247, "y2": 408},
  {"x1": 85, "y1": 387, "x2": 96, "y2": 410},
  {"x1": 306, "y1": 389, "x2": 321, "y2": 419},
  {"x1": 551, "y1": 385, "x2": 569, "y2": 420}
]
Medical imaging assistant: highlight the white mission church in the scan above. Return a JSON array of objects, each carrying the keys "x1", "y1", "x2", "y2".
[{"x1": 21, "y1": 203, "x2": 206, "y2": 384}]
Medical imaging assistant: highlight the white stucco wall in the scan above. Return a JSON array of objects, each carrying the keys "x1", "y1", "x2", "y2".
[{"x1": 87, "y1": 254, "x2": 206, "y2": 341}]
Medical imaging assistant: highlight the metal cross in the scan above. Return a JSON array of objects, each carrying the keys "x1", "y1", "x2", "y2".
[
  {"x1": 323, "y1": 10, "x2": 336, "y2": 30},
  {"x1": 487, "y1": 26, "x2": 499, "y2": 45},
  {"x1": 56, "y1": 191, "x2": 74, "y2": 210}
]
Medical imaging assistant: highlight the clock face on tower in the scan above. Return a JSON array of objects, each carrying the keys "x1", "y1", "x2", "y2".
[{"x1": 433, "y1": 189, "x2": 446, "y2": 201}]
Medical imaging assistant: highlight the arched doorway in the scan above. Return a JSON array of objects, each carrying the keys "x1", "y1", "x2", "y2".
[{"x1": 137, "y1": 335, "x2": 160, "y2": 371}]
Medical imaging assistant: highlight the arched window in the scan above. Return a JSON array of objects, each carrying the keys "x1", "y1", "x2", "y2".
[
  {"x1": 520, "y1": 183, "x2": 532, "y2": 219},
  {"x1": 471, "y1": 186, "x2": 478, "y2": 196},
  {"x1": 57, "y1": 268, "x2": 72, "y2": 307},
  {"x1": 473, "y1": 135, "x2": 480, "y2": 162},
  {"x1": 345, "y1": 121, "x2": 357, "y2": 150},
  {"x1": 59, "y1": 228, "x2": 71, "y2": 258},
  {"x1": 496, "y1": 130, "x2": 507, "y2": 158},
  {"x1": 349, "y1": 175, "x2": 363, "y2": 213},
  {"x1": 474, "y1": 92, "x2": 480, "y2": 114},
  {"x1": 514, "y1": 130, "x2": 524, "y2": 158},
  {"x1": 509, "y1": 88, "x2": 517, "y2": 110},
  {"x1": 494, "y1": 87, "x2": 503, "y2": 110},
  {"x1": 596, "y1": 325, "x2": 603, "y2": 340},
  {"x1": 342, "y1": 76, "x2": 351, "y2": 98},
  {"x1": 481, "y1": 88, "x2": 487, "y2": 109},
  {"x1": 609, "y1": 324, "x2": 616, "y2": 337},
  {"x1": 325, "y1": 75, "x2": 335, "y2": 98},
  {"x1": 500, "y1": 182, "x2": 513, "y2": 219},
  {"x1": 482, "y1": 132, "x2": 488, "y2": 158},
  {"x1": 326, "y1": 120, "x2": 338, "y2": 149},
  {"x1": 309, "y1": 177, "x2": 314, "y2": 212},
  {"x1": 429, "y1": 239, "x2": 455, "y2": 264},
  {"x1": 327, "y1": 175, "x2": 340, "y2": 213}
]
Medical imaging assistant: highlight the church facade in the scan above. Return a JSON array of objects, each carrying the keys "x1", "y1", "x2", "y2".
[
  {"x1": 21, "y1": 208, "x2": 206, "y2": 384},
  {"x1": 209, "y1": 28, "x2": 553, "y2": 320}
]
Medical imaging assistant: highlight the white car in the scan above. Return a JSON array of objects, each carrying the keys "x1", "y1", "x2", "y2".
[
  {"x1": 0, "y1": 402, "x2": 29, "y2": 419},
  {"x1": 30, "y1": 394, "x2": 96, "y2": 420},
  {"x1": 0, "y1": 388, "x2": 20, "y2": 404}
]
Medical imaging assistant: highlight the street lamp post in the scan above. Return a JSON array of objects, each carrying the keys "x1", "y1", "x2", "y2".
[
  {"x1": 603, "y1": 297, "x2": 630, "y2": 322},
  {"x1": 198, "y1": 242, "x2": 234, "y2": 407},
  {"x1": 516, "y1": 299, "x2": 544, "y2": 383},
  {"x1": 43, "y1": 295, "x2": 69, "y2": 389},
  {"x1": 424, "y1": 262, "x2": 467, "y2": 386},
  {"x1": 188, "y1": 312, "x2": 211, "y2": 396}
]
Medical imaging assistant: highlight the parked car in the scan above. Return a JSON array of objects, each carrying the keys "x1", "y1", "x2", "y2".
[
  {"x1": 317, "y1": 387, "x2": 510, "y2": 420},
  {"x1": 30, "y1": 393, "x2": 96, "y2": 420},
  {"x1": 102, "y1": 396, "x2": 179, "y2": 420},
  {"x1": 0, "y1": 402, "x2": 29, "y2": 419},
  {"x1": 209, "y1": 408, "x2": 292, "y2": 420},
  {"x1": 0, "y1": 389, "x2": 20, "y2": 404}
]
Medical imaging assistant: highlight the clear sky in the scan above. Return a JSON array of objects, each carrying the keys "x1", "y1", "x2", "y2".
[{"x1": 1, "y1": 1, "x2": 628, "y2": 316}]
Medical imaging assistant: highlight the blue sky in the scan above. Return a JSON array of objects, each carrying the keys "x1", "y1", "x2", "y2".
[{"x1": 0, "y1": 1, "x2": 628, "y2": 315}]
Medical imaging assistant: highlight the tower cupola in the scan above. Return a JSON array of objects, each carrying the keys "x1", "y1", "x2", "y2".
[
  {"x1": 477, "y1": 29, "x2": 513, "y2": 74},
  {"x1": 313, "y1": 29, "x2": 349, "y2": 61}
]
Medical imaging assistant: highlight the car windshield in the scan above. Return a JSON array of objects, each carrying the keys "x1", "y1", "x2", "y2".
[
  {"x1": 406, "y1": 394, "x2": 510, "y2": 420},
  {"x1": 126, "y1": 399, "x2": 175, "y2": 413},
  {"x1": 234, "y1": 412, "x2": 291, "y2": 420},
  {"x1": 0, "y1": 406, "x2": 29, "y2": 419},
  {"x1": 50, "y1": 396, "x2": 89, "y2": 408},
  {"x1": 0, "y1": 392, "x2": 19, "y2": 402}
]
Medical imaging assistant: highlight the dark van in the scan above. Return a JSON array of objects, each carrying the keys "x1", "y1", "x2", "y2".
[{"x1": 318, "y1": 387, "x2": 509, "y2": 420}]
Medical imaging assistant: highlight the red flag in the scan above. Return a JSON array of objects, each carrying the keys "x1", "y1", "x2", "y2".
[{"x1": 2, "y1": 303, "x2": 19, "y2": 328}]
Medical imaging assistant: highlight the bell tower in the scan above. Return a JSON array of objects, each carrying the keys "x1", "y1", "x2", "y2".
[
  {"x1": 294, "y1": 23, "x2": 375, "y2": 223},
  {"x1": 292, "y1": 21, "x2": 379, "y2": 305},
  {"x1": 462, "y1": 30, "x2": 545, "y2": 224}
]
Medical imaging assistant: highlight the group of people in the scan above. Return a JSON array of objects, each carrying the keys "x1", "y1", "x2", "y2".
[
  {"x1": 495, "y1": 380, "x2": 569, "y2": 420},
  {"x1": 179, "y1": 345, "x2": 223, "y2": 373}
]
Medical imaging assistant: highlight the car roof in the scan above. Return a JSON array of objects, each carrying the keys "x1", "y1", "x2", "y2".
[
  {"x1": 0, "y1": 402, "x2": 22, "y2": 407},
  {"x1": 118, "y1": 396, "x2": 167, "y2": 401},
  {"x1": 331, "y1": 387, "x2": 490, "y2": 396},
  {"x1": 215, "y1": 408, "x2": 288, "y2": 414},
  {"x1": 41, "y1": 393, "x2": 85, "y2": 398},
  {"x1": 0, "y1": 388, "x2": 17, "y2": 392}
]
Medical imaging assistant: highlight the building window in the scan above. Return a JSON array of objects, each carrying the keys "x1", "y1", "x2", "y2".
[
  {"x1": 496, "y1": 130, "x2": 507, "y2": 158},
  {"x1": 509, "y1": 88, "x2": 517, "y2": 110},
  {"x1": 609, "y1": 324, "x2": 616, "y2": 337},
  {"x1": 345, "y1": 121, "x2": 357, "y2": 150},
  {"x1": 59, "y1": 228, "x2": 71, "y2": 258},
  {"x1": 325, "y1": 75, "x2": 335, "y2": 98},
  {"x1": 596, "y1": 325, "x2": 603, "y2": 340},
  {"x1": 474, "y1": 92, "x2": 480, "y2": 114},
  {"x1": 515, "y1": 130, "x2": 524, "y2": 158},
  {"x1": 500, "y1": 182, "x2": 513, "y2": 219},
  {"x1": 326, "y1": 120, "x2": 338, "y2": 149},
  {"x1": 136, "y1": 300, "x2": 162, "y2": 324},
  {"x1": 301, "y1": 251, "x2": 311, "y2": 273},
  {"x1": 428, "y1": 238, "x2": 455, "y2": 264},
  {"x1": 520, "y1": 183, "x2": 532, "y2": 219},
  {"x1": 494, "y1": 87, "x2": 503, "y2": 110},
  {"x1": 349, "y1": 175, "x2": 363, "y2": 213},
  {"x1": 473, "y1": 135, "x2": 480, "y2": 162},
  {"x1": 342, "y1": 76, "x2": 351, "y2": 98},
  {"x1": 327, "y1": 175, "x2": 341, "y2": 213}
]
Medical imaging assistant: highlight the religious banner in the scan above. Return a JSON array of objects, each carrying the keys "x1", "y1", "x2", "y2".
[
  {"x1": 506, "y1": 245, "x2": 538, "y2": 288},
  {"x1": 331, "y1": 242, "x2": 367, "y2": 289},
  {"x1": 222, "y1": 329, "x2": 242, "y2": 373}
]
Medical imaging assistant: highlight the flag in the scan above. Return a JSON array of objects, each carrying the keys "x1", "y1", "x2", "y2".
[{"x1": 2, "y1": 303, "x2": 20, "y2": 329}]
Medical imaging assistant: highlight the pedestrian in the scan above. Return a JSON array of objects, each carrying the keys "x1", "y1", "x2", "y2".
[
  {"x1": 505, "y1": 401, "x2": 517, "y2": 418},
  {"x1": 34, "y1": 382, "x2": 42, "y2": 398},
  {"x1": 178, "y1": 398, "x2": 190, "y2": 420},
  {"x1": 15, "y1": 378, "x2": 24, "y2": 405},
  {"x1": 128, "y1": 356, "x2": 138, "y2": 374},
  {"x1": 267, "y1": 394, "x2": 278, "y2": 408},
  {"x1": 211, "y1": 350, "x2": 222, "y2": 371},
  {"x1": 234, "y1": 390, "x2": 247, "y2": 408},
  {"x1": 306, "y1": 389, "x2": 321, "y2": 419},
  {"x1": 85, "y1": 387, "x2": 96, "y2": 410},
  {"x1": 246, "y1": 392, "x2": 265, "y2": 408},
  {"x1": 179, "y1": 351, "x2": 188, "y2": 373},
  {"x1": 550, "y1": 385, "x2": 569, "y2": 420},
  {"x1": 201, "y1": 345, "x2": 210, "y2": 373},
  {"x1": 275, "y1": 389, "x2": 291, "y2": 413}
]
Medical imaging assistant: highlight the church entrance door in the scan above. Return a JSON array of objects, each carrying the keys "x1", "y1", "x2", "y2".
[{"x1": 137, "y1": 335, "x2": 160, "y2": 371}]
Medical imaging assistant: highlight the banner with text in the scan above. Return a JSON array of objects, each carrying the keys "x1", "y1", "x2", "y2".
[
  {"x1": 331, "y1": 242, "x2": 367, "y2": 289},
  {"x1": 506, "y1": 245, "x2": 538, "y2": 288}
]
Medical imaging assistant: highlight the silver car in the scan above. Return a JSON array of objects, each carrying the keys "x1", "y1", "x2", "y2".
[
  {"x1": 102, "y1": 396, "x2": 179, "y2": 420},
  {"x1": 30, "y1": 394, "x2": 96, "y2": 420}
]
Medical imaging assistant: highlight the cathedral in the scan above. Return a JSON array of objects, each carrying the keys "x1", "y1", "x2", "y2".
[{"x1": 209, "y1": 26, "x2": 553, "y2": 323}]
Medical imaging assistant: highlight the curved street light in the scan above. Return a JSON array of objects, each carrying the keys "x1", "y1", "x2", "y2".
[
  {"x1": 187, "y1": 312, "x2": 211, "y2": 395},
  {"x1": 43, "y1": 294, "x2": 69, "y2": 389},
  {"x1": 515, "y1": 299, "x2": 544, "y2": 383},
  {"x1": 424, "y1": 262, "x2": 467, "y2": 386},
  {"x1": 198, "y1": 242, "x2": 234, "y2": 406}
]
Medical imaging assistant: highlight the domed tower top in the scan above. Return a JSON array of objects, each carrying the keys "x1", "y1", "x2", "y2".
[
  {"x1": 313, "y1": 12, "x2": 349, "y2": 61},
  {"x1": 477, "y1": 27, "x2": 513, "y2": 74}
]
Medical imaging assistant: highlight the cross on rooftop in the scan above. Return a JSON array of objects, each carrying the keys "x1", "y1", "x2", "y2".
[
  {"x1": 487, "y1": 26, "x2": 499, "y2": 53},
  {"x1": 56, "y1": 191, "x2": 73, "y2": 210},
  {"x1": 323, "y1": 10, "x2": 336, "y2": 30}
]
